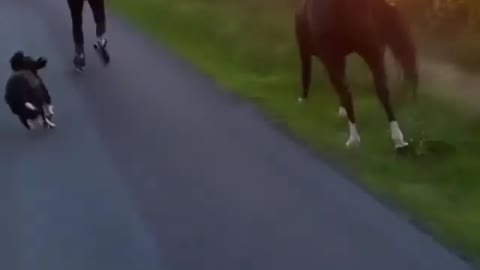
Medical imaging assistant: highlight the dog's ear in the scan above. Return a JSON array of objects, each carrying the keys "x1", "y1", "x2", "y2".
[
  {"x1": 12, "y1": 50, "x2": 24, "y2": 58},
  {"x1": 10, "y1": 51, "x2": 25, "y2": 71},
  {"x1": 36, "y1": 57, "x2": 47, "y2": 69}
]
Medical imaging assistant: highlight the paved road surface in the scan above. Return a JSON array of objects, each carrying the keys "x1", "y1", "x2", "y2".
[{"x1": 0, "y1": 0, "x2": 474, "y2": 269}]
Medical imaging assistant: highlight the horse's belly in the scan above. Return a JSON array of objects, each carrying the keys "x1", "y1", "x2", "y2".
[
  {"x1": 310, "y1": 34, "x2": 356, "y2": 57},
  {"x1": 307, "y1": 0, "x2": 370, "y2": 34}
]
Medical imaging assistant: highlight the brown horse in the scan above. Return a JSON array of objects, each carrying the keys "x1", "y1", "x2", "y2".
[{"x1": 295, "y1": 0, "x2": 418, "y2": 150}]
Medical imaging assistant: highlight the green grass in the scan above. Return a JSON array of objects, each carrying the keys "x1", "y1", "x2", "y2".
[{"x1": 110, "y1": 0, "x2": 480, "y2": 265}]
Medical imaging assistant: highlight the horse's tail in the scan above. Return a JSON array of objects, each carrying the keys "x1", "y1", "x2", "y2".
[
  {"x1": 379, "y1": 2, "x2": 419, "y2": 96},
  {"x1": 295, "y1": 4, "x2": 312, "y2": 99}
]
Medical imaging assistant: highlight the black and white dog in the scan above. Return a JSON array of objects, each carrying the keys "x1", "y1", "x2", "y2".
[{"x1": 4, "y1": 51, "x2": 55, "y2": 130}]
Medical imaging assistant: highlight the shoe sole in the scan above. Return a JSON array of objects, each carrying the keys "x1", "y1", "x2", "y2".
[{"x1": 94, "y1": 44, "x2": 110, "y2": 65}]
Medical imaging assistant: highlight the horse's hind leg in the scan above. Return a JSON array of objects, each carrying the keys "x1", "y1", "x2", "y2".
[
  {"x1": 359, "y1": 48, "x2": 408, "y2": 149},
  {"x1": 295, "y1": 14, "x2": 312, "y2": 102},
  {"x1": 323, "y1": 55, "x2": 360, "y2": 147},
  {"x1": 298, "y1": 48, "x2": 311, "y2": 102}
]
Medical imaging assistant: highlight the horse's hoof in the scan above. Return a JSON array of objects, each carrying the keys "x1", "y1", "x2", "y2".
[
  {"x1": 395, "y1": 143, "x2": 412, "y2": 156},
  {"x1": 345, "y1": 137, "x2": 361, "y2": 148},
  {"x1": 338, "y1": 107, "x2": 347, "y2": 118},
  {"x1": 394, "y1": 141, "x2": 409, "y2": 149}
]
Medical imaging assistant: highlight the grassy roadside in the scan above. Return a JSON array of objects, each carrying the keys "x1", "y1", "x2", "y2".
[{"x1": 110, "y1": 0, "x2": 480, "y2": 265}]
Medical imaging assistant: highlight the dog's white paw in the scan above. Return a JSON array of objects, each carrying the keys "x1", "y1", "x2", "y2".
[
  {"x1": 45, "y1": 118, "x2": 56, "y2": 128},
  {"x1": 27, "y1": 118, "x2": 42, "y2": 130},
  {"x1": 26, "y1": 119, "x2": 33, "y2": 130},
  {"x1": 25, "y1": 102, "x2": 36, "y2": 111},
  {"x1": 43, "y1": 105, "x2": 54, "y2": 116}
]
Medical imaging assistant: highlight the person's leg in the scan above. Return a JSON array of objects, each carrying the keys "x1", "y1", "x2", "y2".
[
  {"x1": 67, "y1": 0, "x2": 86, "y2": 70},
  {"x1": 87, "y1": 0, "x2": 110, "y2": 64},
  {"x1": 87, "y1": 0, "x2": 106, "y2": 40}
]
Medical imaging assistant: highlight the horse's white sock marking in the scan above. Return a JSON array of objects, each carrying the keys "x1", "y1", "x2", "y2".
[
  {"x1": 346, "y1": 121, "x2": 361, "y2": 147},
  {"x1": 390, "y1": 121, "x2": 408, "y2": 148},
  {"x1": 25, "y1": 102, "x2": 36, "y2": 110},
  {"x1": 338, "y1": 106, "x2": 347, "y2": 118}
]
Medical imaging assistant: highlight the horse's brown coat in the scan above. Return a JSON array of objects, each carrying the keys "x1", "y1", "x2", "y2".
[{"x1": 295, "y1": 0, "x2": 419, "y2": 148}]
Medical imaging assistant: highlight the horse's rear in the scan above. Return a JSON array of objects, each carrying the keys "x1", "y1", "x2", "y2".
[
  {"x1": 294, "y1": 0, "x2": 418, "y2": 151},
  {"x1": 296, "y1": 0, "x2": 375, "y2": 52},
  {"x1": 372, "y1": 0, "x2": 418, "y2": 90},
  {"x1": 295, "y1": 0, "x2": 379, "y2": 100},
  {"x1": 296, "y1": 0, "x2": 417, "y2": 71}
]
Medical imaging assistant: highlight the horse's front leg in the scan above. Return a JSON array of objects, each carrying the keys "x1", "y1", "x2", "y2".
[
  {"x1": 324, "y1": 55, "x2": 360, "y2": 147},
  {"x1": 338, "y1": 106, "x2": 348, "y2": 119},
  {"x1": 295, "y1": 13, "x2": 312, "y2": 104},
  {"x1": 361, "y1": 49, "x2": 408, "y2": 149}
]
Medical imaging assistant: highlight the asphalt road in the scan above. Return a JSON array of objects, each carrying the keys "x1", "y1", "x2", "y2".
[{"x1": 0, "y1": 0, "x2": 474, "y2": 270}]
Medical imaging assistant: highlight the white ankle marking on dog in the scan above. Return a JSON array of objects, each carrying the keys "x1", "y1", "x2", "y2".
[
  {"x1": 45, "y1": 118, "x2": 55, "y2": 127},
  {"x1": 26, "y1": 119, "x2": 33, "y2": 128},
  {"x1": 44, "y1": 104, "x2": 54, "y2": 115},
  {"x1": 27, "y1": 117, "x2": 41, "y2": 130}
]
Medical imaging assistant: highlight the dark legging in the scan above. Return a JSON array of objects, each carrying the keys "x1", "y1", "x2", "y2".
[{"x1": 67, "y1": 0, "x2": 106, "y2": 54}]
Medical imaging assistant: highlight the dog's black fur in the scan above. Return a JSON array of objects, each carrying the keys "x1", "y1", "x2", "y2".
[{"x1": 4, "y1": 51, "x2": 55, "y2": 130}]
